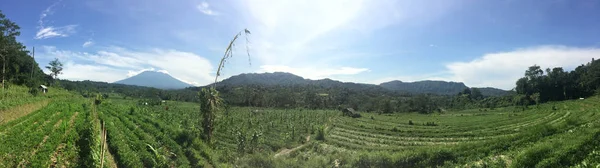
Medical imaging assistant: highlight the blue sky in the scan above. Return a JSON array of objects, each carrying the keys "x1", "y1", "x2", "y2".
[{"x1": 2, "y1": 0, "x2": 600, "y2": 89}]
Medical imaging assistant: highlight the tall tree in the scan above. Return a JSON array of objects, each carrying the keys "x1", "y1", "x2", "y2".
[
  {"x1": 46, "y1": 58, "x2": 63, "y2": 79},
  {"x1": 0, "y1": 10, "x2": 21, "y2": 90}
]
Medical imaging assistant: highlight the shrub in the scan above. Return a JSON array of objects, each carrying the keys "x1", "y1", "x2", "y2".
[
  {"x1": 316, "y1": 125, "x2": 325, "y2": 141},
  {"x1": 408, "y1": 120, "x2": 414, "y2": 125},
  {"x1": 28, "y1": 87, "x2": 39, "y2": 96},
  {"x1": 513, "y1": 143, "x2": 553, "y2": 167},
  {"x1": 424, "y1": 122, "x2": 437, "y2": 126},
  {"x1": 94, "y1": 94, "x2": 103, "y2": 105},
  {"x1": 238, "y1": 154, "x2": 275, "y2": 168}
]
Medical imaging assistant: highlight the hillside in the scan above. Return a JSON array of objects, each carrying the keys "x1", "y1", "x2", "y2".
[
  {"x1": 379, "y1": 80, "x2": 508, "y2": 96},
  {"x1": 217, "y1": 72, "x2": 507, "y2": 96},
  {"x1": 114, "y1": 71, "x2": 193, "y2": 89},
  {"x1": 379, "y1": 80, "x2": 468, "y2": 95}
]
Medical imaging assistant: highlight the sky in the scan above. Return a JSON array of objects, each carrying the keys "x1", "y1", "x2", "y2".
[{"x1": 2, "y1": 0, "x2": 600, "y2": 90}]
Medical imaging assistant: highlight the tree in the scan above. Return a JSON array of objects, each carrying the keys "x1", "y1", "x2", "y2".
[
  {"x1": 46, "y1": 58, "x2": 63, "y2": 79},
  {"x1": 525, "y1": 65, "x2": 544, "y2": 80},
  {"x1": 515, "y1": 77, "x2": 529, "y2": 95},
  {"x1": 470, "y1": 88, "x2": 483, "y2": 100},
  {"x1": 460, "y1": 88, "x2": 471, "y2": 96},
  {"x1": 531, "y1": 92, "x2": 540, "y2": 106},
  {"x1": 0, "y1": 11, "x2": 21, "y2": 90}
]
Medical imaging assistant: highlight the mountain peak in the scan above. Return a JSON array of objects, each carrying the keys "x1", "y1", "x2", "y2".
[{"x1": 115, "y1": 70, "x2": 192, "y2": 89}]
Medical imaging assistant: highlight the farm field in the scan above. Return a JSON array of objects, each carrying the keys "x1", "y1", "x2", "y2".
[{"x1": 1, "y1": 87, "x2": 600, "y2": 167}]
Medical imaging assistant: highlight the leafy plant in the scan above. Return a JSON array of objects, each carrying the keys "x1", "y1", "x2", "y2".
[{"x1": 199, "y1": 29, "x2": 251, "y2": 144}]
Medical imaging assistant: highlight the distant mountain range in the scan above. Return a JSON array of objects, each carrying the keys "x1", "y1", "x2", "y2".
[
  {"x1": 216, "y1": 72, "x2": 509, "y2": 96},
  {"x1": 114, "y1": 71, "x2": 508, "y2": 96},
  {"x1": 114, "y1": 71, "x2": 193, "y2": 89}
]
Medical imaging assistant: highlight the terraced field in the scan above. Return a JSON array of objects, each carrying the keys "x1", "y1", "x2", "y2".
[
  {"x1": 2, "y1": 86, "x2": 600, "y2": 167},
  {"x1": 292, "y1": 97, "x2": 600, "y2": 167},
  {"x1": 327, "y1": 106, "x2": 564, "y2": 150},
  {"x1": 0, "y1": 100, "x2": 85, "y2": 167}
]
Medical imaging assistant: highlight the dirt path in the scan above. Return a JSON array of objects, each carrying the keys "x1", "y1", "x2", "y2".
[
  {"x1": 274, "y1": 135, "x2": 311, "y2": 158},
  {"x1": 0, "y1": 100, "x2": 49, "y2": 125},
  {"x1": 102, "y1": 133, "x2": 118, "y2": 168},
  {"x1": 274, "y1": 117, "x2": 334, "y2": 158}
]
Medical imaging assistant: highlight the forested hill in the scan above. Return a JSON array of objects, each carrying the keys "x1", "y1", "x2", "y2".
[
  {"x1": 215, "y1": 72, "x2": 388, "y2": 92},
  {"x1": 380, "y1": 80, "x2": 467, "y2": 95},
  {"x1": 216, "y1": 72, "x2": 508, "y2": 96},
  {"x1": 379, "y1": 80, "x2": 508, "y2": 96}
]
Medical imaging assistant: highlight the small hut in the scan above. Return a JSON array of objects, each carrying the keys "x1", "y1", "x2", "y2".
[
  {"x1": 342, "y1": 108, "x2": 361, "y2": 118},
  {"x1": 39, "y1": 85, "x2": 48, "y2": 94}
]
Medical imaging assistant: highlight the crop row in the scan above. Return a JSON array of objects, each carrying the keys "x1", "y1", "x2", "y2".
[{"x1": 0, "y1": 100, "x2": 83, "y2": 167}]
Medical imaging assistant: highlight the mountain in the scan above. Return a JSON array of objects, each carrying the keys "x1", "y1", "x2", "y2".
[
  {"x1": 217, "y1": 72, "x2": 308, "y2": 86},
  {"x1": 114, "y1": 71, "x2": 193, "y2": 89},
  {"x1": 216, "y1": 72, "x2": 508, "y2": 96}
]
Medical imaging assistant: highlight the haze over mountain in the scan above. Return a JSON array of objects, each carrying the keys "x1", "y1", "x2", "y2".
[
  {"x1": 114, "y1": 71, "x2": 193, "y2": 89},
  {"x1": 215, "y1": 72, "x2": 509, "y2": 96}
]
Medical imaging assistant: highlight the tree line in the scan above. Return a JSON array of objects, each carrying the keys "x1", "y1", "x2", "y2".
[
  {"x1": 0, "y1": 11, "x2": 52, "y2": 90},
  {"x1": 515, "y1": 58, "x2": 600, "y2": 106}
]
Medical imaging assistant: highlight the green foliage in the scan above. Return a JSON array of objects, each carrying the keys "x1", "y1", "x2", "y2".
[
  {"x1": 198, "y1": 87, "x2": 223, "y2": 143},
  {"x1": 77, "y1": 102, "x2": 101, "y2": 167},
  {"x1": 45, "y1": 58, "x2": 63, "y2": 80},
  {"x1": 424, "y1": 121, "x2": 437, "y2": 126},
  {"x1": 28, "y1": 86, "x2": 38, "y2": 96},
  {"x1": 0, "y1": 11, "x2": 50, "y2": 88},
  {"x1": 4, "y1": 88, "x2": 600, "y2": 167},
  {"x1": 94, "y1": 93, "x2": 103, "y2": 105},
  {"x1": 316, "y1": 125, "x2": 325, "y2": 141},
  {"x1": 0, "y1": 99, "x2": 85, "y2": 167},
  {"x1": 515, "y1": 60, "x2": 600, "y2": 104}
]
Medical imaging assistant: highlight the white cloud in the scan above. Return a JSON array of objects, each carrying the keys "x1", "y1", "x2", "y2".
[
  {"x1": 444, "y1": 46, "x2": 600, "y2": 90},
  {"x1": 221, "y1": 0, "x2": 461, "y2": 83},
  {"x1": 259, "y1": 65, "x2": 369, "y2": 80},
  {"x1": 35, "y1": 25, "x2": 78, "y2": 39},
  {"x1": 40, "y1": 46, "x2": 215, "y2": 85},
  {"x1": 60, "y1": 62, "x2": 128, "y2": 82},
  {"x1": 82, "y1": 40, "x2": 94, "y2": 47},
  {"x1": 197, "y1": 2, "x2": 218, "y2": 15},
  {"x1": 36, "y1": 0, "x2": 78, "y2": 39}
]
